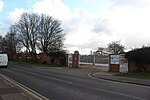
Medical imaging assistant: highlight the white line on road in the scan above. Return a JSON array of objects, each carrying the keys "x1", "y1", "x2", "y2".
[
  {"x1": 0, "y1": 73, "x2": 49, "y2": 100},
  {"x1": 42, "y1": 75, "x2": 72, "y2": 84},
  {"x1": 96, "y1": 88, "x2": 147, "y2": 100}
]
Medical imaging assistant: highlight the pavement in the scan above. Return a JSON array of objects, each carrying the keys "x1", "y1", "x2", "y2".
[
  {"x1": 0, "y1": 73, "x2": 48, "y2": 100},
  {"x1": 92, "y1": 70, "x2": 150, "y2": 87}
]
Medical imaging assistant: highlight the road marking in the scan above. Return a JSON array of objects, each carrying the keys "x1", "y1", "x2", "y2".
[
  {"x1": 54, "y1": 67, "x2": 64, "y2": 70},
  {"x1": 0, "y1": 73, "x2": 49, "y2": 100},
  {"x1": 96, "y1": 88, "x2": 147, "y2": 100},
  {"x1": 43, "y1": 75, "x2": 72, "y2": 84},
  {"x1": 12, "y1": 67, "x2": 72, "y2": 84},
  {"x1": 89, "y1": 71, "x2": 149, "y2": 99}
]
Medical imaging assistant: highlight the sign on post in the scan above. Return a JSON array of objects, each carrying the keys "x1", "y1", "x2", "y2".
[
  {"x1": 109, "y1": 54, "x2": 120, "y2": 72},
  {"x1": 110, "y1": 55, "x2": 120, "y2": 64}
]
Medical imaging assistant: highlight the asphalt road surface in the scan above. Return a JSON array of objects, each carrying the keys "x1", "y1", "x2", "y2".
[{"x1": 0, "y1": 64, "x2": 150, "y2": 100}]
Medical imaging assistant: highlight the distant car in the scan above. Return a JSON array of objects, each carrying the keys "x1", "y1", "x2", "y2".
[{"x1": 0, "y1": 54, "x2": 8, "y2": 68}]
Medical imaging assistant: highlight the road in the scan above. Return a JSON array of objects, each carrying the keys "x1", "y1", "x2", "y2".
[{"x1": 0, "y1": 64, "x2": 150, "y2": 100}]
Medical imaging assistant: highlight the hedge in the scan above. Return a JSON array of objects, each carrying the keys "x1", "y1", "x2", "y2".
[{"x1": 125, "y1": 47, "x2": 150, "y2": 71}]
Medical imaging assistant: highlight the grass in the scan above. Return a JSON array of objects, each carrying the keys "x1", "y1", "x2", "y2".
[
  {"x1": 9, "y1": 61, "x2": 60, "y2": 67},
  {"x1": 114, "y1": 72, "x2": 150, "y2": 79}
]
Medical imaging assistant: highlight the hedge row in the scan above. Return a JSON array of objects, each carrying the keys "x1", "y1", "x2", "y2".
[{"x1": 125, "y1": 47, "x2": 150, "y2": 71}]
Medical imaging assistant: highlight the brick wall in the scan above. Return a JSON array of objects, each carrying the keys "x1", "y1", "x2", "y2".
[
  {"x1": 109, "y1": 64, "x2": 119, "y2": 72},
  {"x1": 128, "y1": 61, "x2": 150, "y2": 72},
  {"x1": 128, "y1": 62, "x2": 137, "y2": 72}
]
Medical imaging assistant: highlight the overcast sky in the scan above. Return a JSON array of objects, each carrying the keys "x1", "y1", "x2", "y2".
[{"x1": 0, "y1": 0, "x2": 150, "y2": 54}]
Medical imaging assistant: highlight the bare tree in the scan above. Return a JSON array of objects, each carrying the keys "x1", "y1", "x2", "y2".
[
  {"x1": 16, "y1": 13, "x2": 40, "y2": 59},
  {"x1": 9, "y1": 12, "x2": 65, "y2": 60},
  {"x1": 37, "y1": 14, "x2": 64, "y2": 54},
  {"x1": 108, "y1": 41, "x2": 125, "y2": 54},
  {"x1": 1, "y1": 38, "x2": 8, "y2": 52},
  {"x1": 4, "y1": 25, "x2": 20, "y2": 60},
  {"x1": 0, "y1": 35, "x2": 3, "y2": 51}
]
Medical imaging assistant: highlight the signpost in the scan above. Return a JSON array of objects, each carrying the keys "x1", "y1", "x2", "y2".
[
  {"x1": 109, "y1": 54, "x2": 120, "y2": 72},
  {"x1": 110, "y1": 55, "x2": 120, "y2": 64}
]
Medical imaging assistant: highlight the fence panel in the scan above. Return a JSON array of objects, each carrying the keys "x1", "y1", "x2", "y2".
[{"x1": 79, "y1": 54, "x2": 109, "y2": 67}]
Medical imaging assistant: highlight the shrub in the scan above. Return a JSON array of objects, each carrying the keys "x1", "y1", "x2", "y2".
[
  {"x1": 47, "y1": 51, "x2": 66, "y2": 66},
  {"x1": 125, "y1": 47, "x2": 150, "y2": 72}
]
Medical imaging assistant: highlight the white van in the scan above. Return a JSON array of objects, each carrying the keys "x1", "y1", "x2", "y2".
[{"x1": 0, "y1": 54, "x2": 8, "y2": 68}]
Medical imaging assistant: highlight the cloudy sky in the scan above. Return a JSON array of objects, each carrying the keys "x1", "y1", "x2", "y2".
[{"x1": 0, "y1": 0, "x2": 150, "y2": 54}]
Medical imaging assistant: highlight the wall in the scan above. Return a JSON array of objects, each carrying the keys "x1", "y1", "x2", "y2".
[{"x1": 128, "y1": 61, "x2": 150, "y2": 72}]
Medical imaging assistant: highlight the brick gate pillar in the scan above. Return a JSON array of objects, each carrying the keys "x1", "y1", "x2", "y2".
[{"x1": 72, "y1": 51, "x2": 79, "y2": 68}]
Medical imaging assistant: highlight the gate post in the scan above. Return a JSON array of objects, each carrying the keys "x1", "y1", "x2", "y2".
[
  {"x1": 66, "y1": 54, "x2": 69, "y2": 67},
  {"x1": 72, "y1": 51, "x2": 79, "y2": 68}
]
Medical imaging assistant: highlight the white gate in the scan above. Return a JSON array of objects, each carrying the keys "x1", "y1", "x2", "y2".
[
  {"x1": 119, "y1": 54, "x2": 128, "y2": 72},
  {"x1": 79, "y1": 54, "x2": 109, "y2": 71},
  {"x1": 67, "y1": 54, "x2": 72, "y2": 67}
]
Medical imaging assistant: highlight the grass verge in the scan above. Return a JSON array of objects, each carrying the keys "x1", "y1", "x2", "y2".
[{"x1": 114, "y1": 72, "x2": 150, "y2": 79}]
